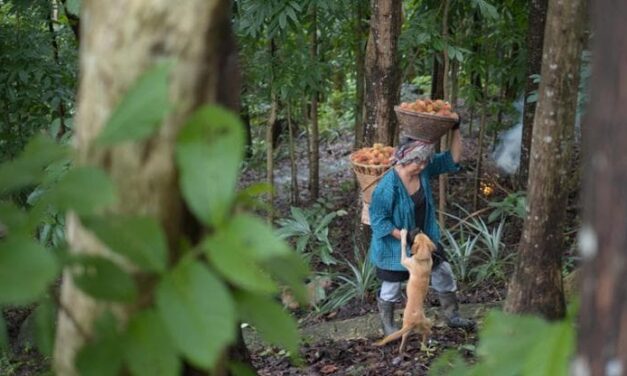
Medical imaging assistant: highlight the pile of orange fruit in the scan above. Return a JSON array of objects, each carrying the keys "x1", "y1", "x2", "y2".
[
  {"x1": 351, "y1": 143, "x2": 395, "y2": 166},
  {"x1": 398, "y1": 99, "x2": 456, "y2": 118}
]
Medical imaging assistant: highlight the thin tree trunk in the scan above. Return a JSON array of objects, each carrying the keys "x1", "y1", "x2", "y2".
[
  {"x1": 47, "y1": 0, "x2": 67, "y2": 140},
  {"x1": 577, "y1": 0, "x2": 627, "y2": 370},
  {"x1": 504, "y1": 0, "x2": 587, "y2": 319},
  {"x1": 473, "y1": 78, "x2": 488, "y2": 211},
  {"x1": 309, "y1": 5, "x2": 320, "y2": 200},
  {"x1": 266, "y1": 39, "x2": 277, "y2": 222},
  {"x1": 364, "y1": 0, "x2": 402, "y2": 146},
  {"x1": 287, "y1": 102, "x2": 299, "y2": 206},
  {"x1": 53, "y1": 0, "x2": 238, "y2": 374},
  {"x1": 438, "y1": 0, "x2": 450, "y2": 227},
  {"x1": 518, "y1": 0, "x2": 548, "y2": 189},
  {"x1": 353, "y1": 1, "x2": 369, "y2": 149}
]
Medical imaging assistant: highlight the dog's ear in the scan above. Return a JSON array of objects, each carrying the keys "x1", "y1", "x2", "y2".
[{"x1": 408, "y1": 228, "x2": 423, "y2": 247}]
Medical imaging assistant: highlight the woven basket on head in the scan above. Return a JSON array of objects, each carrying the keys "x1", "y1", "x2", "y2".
[
  {"x1": 394, "y1": 106, "x2": 457, "y2": 143},
  {"x1": 350, "y1": 158, "x2": 391, "y2": 204}
]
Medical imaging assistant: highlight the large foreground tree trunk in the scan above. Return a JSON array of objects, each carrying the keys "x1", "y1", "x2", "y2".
[
  {"x1": 53, "y1": 0, "x2": 239, "y2": 374},
  {"x1": 363, "y1": 0, "x2": 402, "y2": 146},
  {"x1": 576, "y1": 0, "x2": 627, "y2": 372},
  {"x1": 518, "y1": 0, "x2": 548, "y2": 188},
  {"x1": 504, "y1": 0, "x2": 587, "y2": 320}
]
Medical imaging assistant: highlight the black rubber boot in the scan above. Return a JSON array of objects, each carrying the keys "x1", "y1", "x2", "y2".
[
  {"x1": 377, "y1": 297, "x2": 398, "y2": 335},
  {"x1": 438, "y1": 292, "x2": 475, "y2": 330}
]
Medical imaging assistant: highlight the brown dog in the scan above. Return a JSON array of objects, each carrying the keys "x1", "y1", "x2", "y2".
[{"x1": 375, "y1": 229, "x2": 436, "y2": 353}]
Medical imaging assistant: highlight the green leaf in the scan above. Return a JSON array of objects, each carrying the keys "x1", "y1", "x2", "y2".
[
  {"x1": 0, "y1": 314, "x2": 7, "y2": 351},
  {"x1": 72, "y1": 256, "x2": 138, "y2": 302},
  {"x1": 125, "y1": 310, "x2": 180, "y2": 376},
  {"x1": 261, "y1": 253, "x2": 309, "y2": 305},
  {"x1": 235, "y1": 291, "x2": 300, "y2": 355},
  {"x1": 0, "y1": 135, "x2": 68, "y2": 195},
  {"x1": 175, "y1": 105, "x2": 244, "y2": 226},
  {"x1": 65, "y1": 0, "x2": 80, "y2": 15},
  {"x1": 477, "y1": 310, "x2": 551, "y2": 375},
  {"x1": 97, "y1": 62, "x2": 172, "y2": 145},
  {"x1": 0, "y1": 201, "x2": 30, "y2": 236},
  {"x1": 0, "y1": 236, "x2": 58, "y2": 304},
  {"x1": 523, "y1": 320, "x2": 574, "y2": 376},
  {"x1": 34, "y1": 298, "x2": 56, "y2": 356},
  {"x1": 228, "y1": 361, "x2": 257, "y2": 376},
  {"x1": 42, "y1": 167, "x2": 117, "y2": 215},
  {"x1": 83, "y1": 215, "x2": 168, "y2": 273},
  {"x1": 76, "y1": 313, "x2": 124, "y2": 376},
  {"x1": 156, "y1": 259, "x2": 235, "y2": 369}
]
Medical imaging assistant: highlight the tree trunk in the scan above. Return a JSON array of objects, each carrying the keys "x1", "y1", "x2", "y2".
[
  {"x1": 430, "y1": 55, "x2": 445, "y2": 101},
  {"x1": 287, "y1": 102, "x2": 299, "y2": 206},
  {"x1": 438, "y1": 0, "x2": 450, "y2": 227},
  {"x1": 473, "y1": 79, "x2": 488, "y2": 212},
  {"x1": 309, "y1": 5, "x2": 320, "y2": 200},
  {"x1": 266, "y1": 39, "x2": 277, "y2": 222},
  {"x1": 353, "y1": 0, "x2": 369, "y2": 149},
  {"x1": 53, "y1": 0, "x2": 241, "y2": 374},
  {"x1": 504, "y1": 0, "x2": 587, "y2": 320},
  {"x1": 518, "y1": 0, "x2": 548, "y2": 189},
  {"x1": 576, "y1": 0, "x2": 627, "y2": 372},
  {"x1": 364, "y1": 0, "x2": 402, "y2": 146}
]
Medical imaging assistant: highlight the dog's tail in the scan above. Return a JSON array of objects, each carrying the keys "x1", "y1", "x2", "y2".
[{"x1": 375, "y1": 325, "x2": 413, "y2": 346}]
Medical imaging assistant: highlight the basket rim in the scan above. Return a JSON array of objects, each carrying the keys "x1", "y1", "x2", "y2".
[
  {"x1": 394, "y1": 105, "x2": 457, "y2": 123},
  {"x1": 350, "y1": 159, "x2": 392, "y2": 170}
]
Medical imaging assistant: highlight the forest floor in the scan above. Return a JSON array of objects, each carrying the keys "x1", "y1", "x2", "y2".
[{"x1": 239, "y1": 117, "x2": 524, "y2": 375}]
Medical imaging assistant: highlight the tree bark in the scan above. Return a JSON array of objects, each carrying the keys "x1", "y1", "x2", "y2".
[
  {"x1": 518, "y1": 0, "x2": 548, "y2": 189},
  {"x1": 266, "y1": 39, "x2": 277, "y2": 222},
  {"x1": 287, "y1": 102, "x2": 299, "y2": 206},
  {"x1": 504, "y1": 0, "x2": 587, "y2": 320},
  {"x1": 309, "y1": 5, "x2": 320, "y2": 200},
  {"x1": 353, "y1": 0, "x2": 369, "y2": 149},
  {"x1": 576, "y1": 0, "x2": 627, "y2": 372},
  {"x1": 53, "y1": 0, "x2": 239, "y2": 374},
  {"x1": 364, "y1": 0, "x2": 402, "y2": 146}
]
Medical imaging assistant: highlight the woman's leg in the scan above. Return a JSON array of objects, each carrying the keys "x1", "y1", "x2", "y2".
[
  {"x1": 431, "y1": 262, "x2": 475, "y2": 329},
  {"x1": 377, "y1": 281, "x2": 402, "y2": 335}
]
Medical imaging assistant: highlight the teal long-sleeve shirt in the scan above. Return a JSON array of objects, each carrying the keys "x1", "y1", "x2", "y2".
[{"x1": 368, "y1": 151, "x2": 461, "y2": 271}]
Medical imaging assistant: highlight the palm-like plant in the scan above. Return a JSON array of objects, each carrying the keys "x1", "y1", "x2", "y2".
[
  {"x1": 318, "y1": 243, "x2": 378, "y2": 314},
  {"x1": 442, "y1": 228, "x2": 479, "y2": 283},
  {"x1": 275, "y1": 206, "x2": 346, "y2": 265}
]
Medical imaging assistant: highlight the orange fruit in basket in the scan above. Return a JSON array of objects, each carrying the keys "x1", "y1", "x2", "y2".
[
  {"x1": 352, "y1": 144, "x2": 395, "y2": 166},
  {"x1": 398, "y1": 98, "x2": 457, "y2": 119}
]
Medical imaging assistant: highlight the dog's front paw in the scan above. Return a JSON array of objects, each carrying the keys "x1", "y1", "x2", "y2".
[{"x1": 400, "y1": 229, "x2": 408, "y2": 242}]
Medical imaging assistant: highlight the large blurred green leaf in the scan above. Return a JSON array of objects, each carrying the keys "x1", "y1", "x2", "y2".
[
  {"x1": 0, "y1": 236, "x2": 58, "y2": 304},
  {"x1": 42, "y1": 166, "x2": 117, "y2": 215},
  {"x1": 124, "y1": 310, "x2": 180, "y2": 376},
  {"x1": 202, "y1": 213, "x2": 294, "y2": 293},
  {"x1": 175, "y1": 105, "x2": 244, "y2": 226},
  {"x1": 0, "y1": 135, "x2": 69, "y2": 195},
  {"x1": 72, "y1": 256, "x2": 137, "y2": 302},
  {"x1": 34, "y1": 297, "x2": 56, "y2": 356},
  {"x1": 83, "y1": 215, "x2": 168, "y2": 273},
  {"x1": 76, "y1": 313, "x2": 124, "y2": 376},
  {"x1": 97, "y1": 62, "x2": 171, "y2": 145},
  {"x1": 0, "y1": 313, "x2": 7, "y2": 351},
  {"x1": 0, "y1": 201, "x2": 30, "y2": 235},
  {"x1": 261, "y1": 252, "x2": 309, "y2": 305},
  {"x1": 156, "y1": 258, "x2": 235, "y2": 369},
  {"x1": 522, "y1": 320, "x2": 574, "y2": 376},
  {"x1": 235, "y1": 291, "x2": 299, "y2": 355}
]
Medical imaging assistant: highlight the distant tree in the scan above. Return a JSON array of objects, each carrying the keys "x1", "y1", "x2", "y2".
[
  {"x1": 577, "y1": 0, "x2": 627, "y2": 372},
  {"x1": 363, "y1": 0, "x2": 402, "y2": 146},
  {"x1": 518, "y1": 0, "x2": 548, "y2": 188},
  {"x1": 504, "y1": 0, "x2": 587, "y2": 319}
]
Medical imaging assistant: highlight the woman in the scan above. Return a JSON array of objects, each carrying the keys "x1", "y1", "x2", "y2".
[{"x1": 369, "y1": 121, "x2": 475, "y2": 335}]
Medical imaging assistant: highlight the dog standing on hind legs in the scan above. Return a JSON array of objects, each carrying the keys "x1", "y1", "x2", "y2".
[{"x1": 375, "y1": 229, "x2": 436, "y2": 354}]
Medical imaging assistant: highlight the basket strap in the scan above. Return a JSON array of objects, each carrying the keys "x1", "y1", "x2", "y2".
[{"x1": 360, "y1": 166, "x2": 391, "y2": 193}]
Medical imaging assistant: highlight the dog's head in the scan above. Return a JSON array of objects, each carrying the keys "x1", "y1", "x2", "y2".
[{"x1": 410, "y1": 231, "x2": 436, "y2": 258}]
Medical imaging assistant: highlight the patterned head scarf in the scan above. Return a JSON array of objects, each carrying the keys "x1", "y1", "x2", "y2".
[{"x1": 391, "y1": 139, "x2": 435, "y2": 166}]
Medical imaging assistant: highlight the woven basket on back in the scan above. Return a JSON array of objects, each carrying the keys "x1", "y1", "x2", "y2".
[
  {"x1": 350, "y1": 158, "x2": 391, "y2": 204},
  {"x1": 394, "y1": 106, "x2": 456, "y2": 143}
]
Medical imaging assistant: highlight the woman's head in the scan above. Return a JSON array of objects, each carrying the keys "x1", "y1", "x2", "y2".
[{"x1": 393, "y1": 139, "x2": 435, "y2": 167}]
